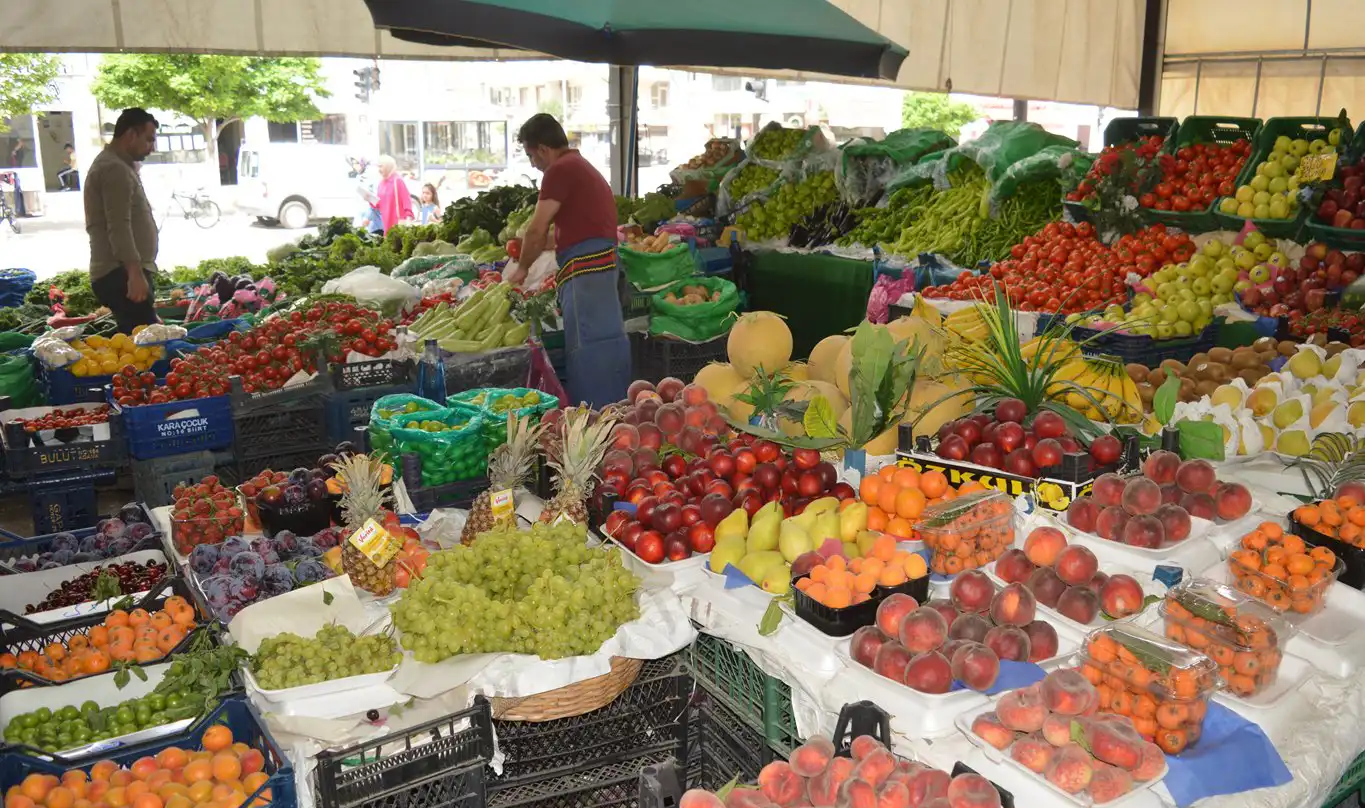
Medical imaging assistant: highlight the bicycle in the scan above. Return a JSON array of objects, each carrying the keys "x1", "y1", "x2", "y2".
[
  {"x1": 0, "y1": 174, "x2": 20, "y2": 235},
  {"x1": 167, "y1": 188, "x2": 221, "y2": 229}
]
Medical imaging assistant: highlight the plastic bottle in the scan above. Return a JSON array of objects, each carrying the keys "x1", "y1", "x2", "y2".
[{"x1": 417, "y1": 338, "x2": 447, "y2": 403}]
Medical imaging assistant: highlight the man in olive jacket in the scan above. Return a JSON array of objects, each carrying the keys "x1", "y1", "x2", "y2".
[{"x1": 85, "y1": 108, "x2": 160, "y2": 334}]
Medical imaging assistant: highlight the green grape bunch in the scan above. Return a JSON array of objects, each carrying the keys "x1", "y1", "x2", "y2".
[
  {"x1": 736, "y1": 171, "x2": 838, "y2": 242},
  {"x1": 750, "y1": 127, "x2": 806, "y2": 161},
  {"x1": 728, "y1": 163, "x2": 781, "y2": 201},
  {"x1": 390, "y1": 521, "x2": 642, "y2": 663},
  {"x1": 251, "y1": 625, "x2": 401, "y2": 690}
]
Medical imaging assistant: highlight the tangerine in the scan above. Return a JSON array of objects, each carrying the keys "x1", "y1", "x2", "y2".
[
  {"x1": 894, "y1": 487, "x2": 927, "y2": 519},
  {"x1": 891, "y1": 467, "x2": 920, "y2": 490},
  {"x1": 920, "y1": 471, "x2": 948, "y2": 498}
]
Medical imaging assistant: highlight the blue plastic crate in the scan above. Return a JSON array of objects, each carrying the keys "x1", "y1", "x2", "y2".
[
  {"x1": 28, "y1": 476, "x2": 101, "y2": 535},
  {"x1": 0, "y1": 501, "x2": 156, "y2": 569},
  {"x1": 324, "y1": 381, "x2": 417, "y2": 446},
  {"x1": 0, "y1": 696, "x2": 294, "y2": 807},
  {"x1": 697, "y1": 246, "x2": 733, "y2": 275},
  {"x1": 41, "y1": 358, "x2": 172, "y2": 406},
  {"x1": 111, "y1": 384, "x2": 235, "y2": 461}
]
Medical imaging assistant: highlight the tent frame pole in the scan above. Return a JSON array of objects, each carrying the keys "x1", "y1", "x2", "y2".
[{"x1": 1137, "y1": 0, "x2": 1167, "y2": 115}]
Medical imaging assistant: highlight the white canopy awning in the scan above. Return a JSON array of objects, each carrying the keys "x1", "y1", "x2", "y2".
[{"x1": 0, "y1": 0, "x2": 1147, "y2": 109}]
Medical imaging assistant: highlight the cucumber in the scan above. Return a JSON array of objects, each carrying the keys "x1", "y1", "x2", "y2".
[
  {"x1": 437, "y1": 338, "x2": 484, "y2": 353},
  {"x1": 478, "y1": 323, "x2": 508, "y2": 350},
  {"x1": 502, "y1": 323, "x2": 531, "y2": 346}
]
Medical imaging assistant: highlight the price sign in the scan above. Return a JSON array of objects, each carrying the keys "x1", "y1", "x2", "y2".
[
  {"x1": 491, "y1": 489, "x2": 515, "y2": 521},
  {"x1": 348, "y1": 518, "x2": 402, "y2": 567},
  {"x1": 1295, "y1": 152, "x2": 1338, "y2": 184}
]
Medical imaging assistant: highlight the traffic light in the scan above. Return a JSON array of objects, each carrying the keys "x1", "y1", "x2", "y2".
[
  {"x1": 354, "y1": 67, "x2": 373, "y2": 102},
  {"x1": 371, "y1": 67, "x2": 381, "y2": 92}
]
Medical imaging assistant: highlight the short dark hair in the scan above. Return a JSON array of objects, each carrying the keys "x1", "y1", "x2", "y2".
[
  {"x1": 113, "y1": 108, "x2": 158, "y2": 138},
  {"x1": 63, "y1": 143, "x2": 73, "y2": 149},
  {"x1": 518, "y1": 114, "x2": 568, "y2": 150}
]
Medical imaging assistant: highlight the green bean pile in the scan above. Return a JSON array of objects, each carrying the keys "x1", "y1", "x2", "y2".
[{"x1": 951, "y1": 180, "x2": 1064, "y2": 266}]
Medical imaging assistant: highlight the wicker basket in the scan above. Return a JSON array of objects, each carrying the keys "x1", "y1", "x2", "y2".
[{"x1": 490, "y1": 656, "x2": 644, "y2": 721}]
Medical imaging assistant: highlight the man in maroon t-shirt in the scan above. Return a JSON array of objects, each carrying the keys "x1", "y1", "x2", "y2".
[{"x1": 507, "y1": 114, "x2": 629, "y2": 407}]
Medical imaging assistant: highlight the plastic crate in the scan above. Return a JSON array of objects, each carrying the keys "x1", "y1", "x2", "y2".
[
  {"x1": 132, "y1": 451, "x2": 218, "y2": 508},
  {"x1": 630, "y1": 333, "x2": 728, "y2": 385},
  {"x1": 489, "y1": 746, "x2": 679, "y2": 808},
  {"x1": 324, "y1": 382, "x2": 417, "y2": 446},
  {"x1": 624, "y1": 284, "x2": 653, "y2": 320},
  {"x1": 1144, "y1": 116, "x2": 1262, "y2": 233},
  {"x1": 1103, "y1": 116, "x2": 1179, "y2": 149},
  {"x1": 443, "y1": 346, "x2": 533, "y2": 395},
  {"x1": 40, "y1": 358, "x2": 172, "y2": 406},
  {"x1": 1323, "y1": 749, "x2": 1365, "y2": 808},
  {"x1": 228, "y1": 372, "x2": 333, "y2": 417},
  {"x1": 29, "y1": 475, "x2": 100, "y2": 536},
  {"x1": 697, "y1": 247, "x2": 734, "y2": 276},
  {"x1": 328, "y1": 357, "x2": 416, "y2": 392},
  {"x1": 490, "y1": 656, "x2": 690, "y2": 789},
  {"x1": 0, "y1": 697, "x2": 294, "y2": 808},
  {"x1": 233, "y1": 395, "x2": 327, "y2": 463},
  {"x1": 404, "y1": 473, "x2": 490, "y2": 512},
  {"x1": 111, "y1": 386, "x2": 236, "y2": 461},
  {"x1": 1213, "y1": 116, "x2": 1347, "y2": 239},
  {"x1": 313, "y1": 697, "x2": 493, "y2": 808},
  {"x1": 685, "y1": 632, "x2": 799, "y2": 758},
  {"x1": 1068, "y1": 317, "x2": 1221, "y2": 367},
  {"x1": 686, "y1": 687, "x2": 783, "y2": 792},
  {"x1": 1, "y1": 410, "x2": 126, "y2": 478},
  {"x1": 0, "y1": 502, "x2": 156, "y2": 570},
  {"x1": 233, "y1": 447, "x2": 327, "y2": 486}
]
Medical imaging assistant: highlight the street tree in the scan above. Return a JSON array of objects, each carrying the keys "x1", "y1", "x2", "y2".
[
  {"x1": 901, "y1": 92, "x2": 981, "y2": 138},
  {"x1": 91, "y1": 54, "x2": 330, "y2": 156},
  {"x1": 0, "y1": 54, "x2": 62, "y2": 131}
]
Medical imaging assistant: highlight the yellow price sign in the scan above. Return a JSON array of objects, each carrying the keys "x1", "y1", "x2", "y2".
[
  {"x1": 490, "y1": 489, "x2": 515, "y2": 521},
  {"x1": 1295, "y1": 152, "x2": 1337, "y2": 184},
  {"x1": 347, "y1": 518, "x2": 403, "y2": 568}
]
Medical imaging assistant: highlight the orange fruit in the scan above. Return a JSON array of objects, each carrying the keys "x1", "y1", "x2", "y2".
[
  {"x1": 4, "y1": 795, "x2": 35, "y2": 808},
  {"x1": 920, "y1": 470, "x2": 948, "y2": 499},
  {"x1": 859, "y1": 475, "x2": 882, "y2": 504},
  {"x1": 875, "y1": 482, "x2": 901, "y2": 515},
  {"x1": 902, "y1": 553, "x2": 928, "y2": 579},
  {"x1": 877, "y1": 465, "x2": 897, "y2": 481},
  {"x1": 885, "y1": 517, "x2": 913, "y2": 540},
  {"x1": 865, "y1": 507, "x2": 888, "y2": 532},
  {"x1": 891, "y1": 467, "x2": 920, "y2": 490},
  {"x1": 210, "y1": 753, "x2": 242, "y2": 783},
  {"x1": 894, "y1": 487, "x2": 927, "y2": 520},
  {"x1": 105, "y1": 610, "x2": 130, "y2": 628},
  {"x1": 127, "y1": 609, "x2": 151, "y2": 627}
]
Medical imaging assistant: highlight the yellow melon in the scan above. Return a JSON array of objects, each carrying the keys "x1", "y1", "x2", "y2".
[
  {"x1": 905, "y1": 378, "x2": 972, "y2": 441},
  {"x1": 785, "y1": 362, "x2": 810, "y2": 382},
  {"x1": 727, "y1": 311, "x2": 793, "y2": 379},
  {"x1": 837, "y1": 407, "x2": 900, "y2": 455},
  {"x1": 779, "y1": 380, "x2": 849, "y2": 436},
  {"x1": 808, "y1": 335, "x2": 849, "y2": 385},
  {"x1": 693, "y1": 362, "x2": 745, "y2": 404}
]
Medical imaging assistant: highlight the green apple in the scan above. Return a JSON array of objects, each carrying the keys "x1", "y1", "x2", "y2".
[
  {"x1": 1236, "y1": 185, "x2": 1256, "y2": 202},
  {"x1": 1233, "y1": 279, "x2": 1253, "y2": 293},
  {"x1": 1251, "y1": 175, "x2": 1270, "y2": 192},
  {"x1": 1237, "y1": 201, "x2": 1256, "y2": 217},
  {"x1": 1253, "y1": 242, "x2": 1274, "y2": 261},
  {"x1": 1213, "y1": 292, "x2": 1233, "y2": 305},
  {"x1": 1329, "y1": 129, "x2": 1342, "y2": 146},
  {"x1": 1249, "y1": 264, "x2": 1271, "y2": 283},
  {"x1": 1211, "y1": 274, "x2": 1235, "y2": 294},
  {"x1": 1310, "y1": 140, "x2": 1329, "y2": 155},
  {"x1": 1203, "y1": 239, "x2": 1225, "y2": 258},
  {"x1": 1244, "y1": 231, "x2": 1266, "y2": 249},
  {"x1": 1291, "y1": 138, "x2": 1310, "y2": 156},
  {"x1": 1235, "y1": 251, "x2": 1257, "y2": 270},
  {"x1": 1172, "y1": 320, "x2": 1194, "y2": 337},
  {"x1": 1279, "y1": 156, "x2": 1299, "y2": 175},
  {"x1": 1177, "y1": 300, "x2": 1201, "y2": 322},
  {"x1": 1274, "y1": 135, "x2": 1293, "y2": 152},
  {"x1": 1191, "y1": 276, "x2": 1211, "y2": 296},
  {"x1": 1254, "y1": 203, "x2": 1271, "y2": 219},
  {"x1": 1198, "y1": 299, "x2": 1213, "y2": 317},
  {"x1": 1269, "y1": 198, "x2": 1289, "y2": 219},
  {"x1": 1159, "y1": 305, "x2": 1179, "y2": 323},
  {"x1": 1156, "y1": 322, "x2": 1175, "y2": 339},
  {"x1": 1218, "y1": 198, "x2": 1239, "y2": 215}
]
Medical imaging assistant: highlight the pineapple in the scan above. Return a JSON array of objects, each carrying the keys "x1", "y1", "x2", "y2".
[
  {"x1": 331, "y1": 453, "x2": 397, "y2": 596},
  {"x1": 540, "y1": 408, "x2": 617, "y2": 525},
  {"x1": 462, "y1": 413, "x2": 544, "y2": 544}
]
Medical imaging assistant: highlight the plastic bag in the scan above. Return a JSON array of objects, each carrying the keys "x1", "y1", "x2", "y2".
[
  {"x1": 393, "y1": 255, "x2": 462, "y2": 279},
  {"x1": 837, "y1": 129, "x2": 956, "y2": 206},
  {"x1": 746, "y1": 122, "x2": 834, "y2": 168},
  {"x1": 369, "y1": 394, "x2": 445, "y2": 464},
  {"x1": 449, "y1": 387, "x2": 559, "y2": 447},
  {"x1": 48, "y1": 325, "x2": 84, "y2": 343},
  {"x1": 619, "y1": 242, "x2": 700, "y2": 291},
  {"x1": 31, "y1": 335, "x2": 82, "y2": 369},
  {"x1": 133, "y1": 323, "x2": 188, "y2": 346},
  {"x1": 390, "y1": 408, "x2": 487, "y2": 486},
  {"x1": 670, "y1": 138, "x2": 743, "y2": 192},
  {"x1": 947, "y1": 121, "x2": 1079, "y2": 186},
  {"x1": 988, "y1": 145, "x2": 1089, "y2": 206},
  {"x1": 321, "y1": 265, "x2": 421, "y2": 315},
  {"x1": 506, "y1": 253, "x2": 559, "y2": 293},
  {"x1": 866, "y1": 274, "x2": 917, "y2": 324},
  {"x1": 885, "y1": 149, "x2": 951, "y2": 195},
  {"x1": 716, "y1": 157, "x2": 784, "y2": 217},
  {"x1": 649, "y1": 277, "x2": 740, "y2": 342},
  {"x1": 0, "y1": 354, "x2": 40, "y2": 407}
]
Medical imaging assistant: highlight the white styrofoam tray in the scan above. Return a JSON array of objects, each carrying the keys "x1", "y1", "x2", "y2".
[
  {"x1": 0, "y1": 549, "x2": 169, "y2": 625},
  {"x1": 1031, "y1": 507, "x2": 1224, "y2": 575}
]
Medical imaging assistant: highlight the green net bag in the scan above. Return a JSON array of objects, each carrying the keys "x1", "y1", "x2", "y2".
[
  {"x1": 450, "y1": 387, "x2": 559, "y2": 447},
  {"x1": 0, "y1": 355, "x2": 41, "y2": 408},
  {"x1": 368, "y1": 394, "x2": 445, "y2": 465},
  {"x1": 837, "y1": 128, "x2": 956, "y2": 205},
  {"x1": 649, "y1": 277, "x2": 740, "y2": 341},
  {"x1": 619, "y1": 242, "x2": 700, "y2": 290},
  {"x1": 391, "y1": 408, "x2": 487, "y2": 487}
]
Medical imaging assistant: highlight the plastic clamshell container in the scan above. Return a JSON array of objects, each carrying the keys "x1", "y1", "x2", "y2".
[
  {"x1": 1079, "y1": 622, "x2": 1218, "y2": 748},
  {"x1": 955, "y1": 700, "x2": 1169, "y2": 807},
  {"x1": 1227, "y1": 549, "x2": 1343, "y2": 616},
  {"x1": 169, "y1": 500, "x2": 245, "y2": 556},
  {"x1": 1159, "y1": 577, "x2": 1292, "y2": 699},
  {"x1": 915, "y1": 490, "x2": 1016, "y2": 576},
  {"x1": 791, "y1": 573, "x2": 878, "y2": 636}
]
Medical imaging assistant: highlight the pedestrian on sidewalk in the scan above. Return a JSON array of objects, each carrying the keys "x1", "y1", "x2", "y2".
[{"x1": 57, "y1": 144, "x2": 79, "y2": 191}]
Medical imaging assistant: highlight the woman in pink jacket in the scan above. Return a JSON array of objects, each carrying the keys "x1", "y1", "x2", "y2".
[{"x1": 375, "y1": 154, "x2": 413, "y2": 232}]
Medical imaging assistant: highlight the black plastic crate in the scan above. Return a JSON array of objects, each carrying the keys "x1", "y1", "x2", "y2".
[
  {"x1": 233, "y1": 447, "x2": 328, "y2": 485},
  {"x1": 132, "y1": 450, "x2": 218, "y2": 508},
  {"x1": 228, "y1": 372, "x2": 333, "y2": 417},
  {"x1": 324, "y1": 381, "x2": 417, "y2": 446},
  {"x1": 630, "y1": 333, "x2": 727, "y2": 385},
  {"x1": 29, "y1": 474, "x2": 102, "y2": 535},
  {"x1": 1289, "y1": 517, "x2": 1365, "y2": 590},
  {"x1": 443, "y1": 346, "x2": 533, "y2": 395},
  {"x1": 314, "y1": 697, "x2": 494, "y2": 808},
  {"x1": 0, "y1": 502, "x2": 157, "y2": 573},
  {"x1": 489, "y1": 747, "x2": 680, "y2": 808},
  {"x1": 233, "y1": 397, "x2": 327, "y2": 463},
  {"x1": 406, "y1": 475, "x2": 490, "y2": 513},
  {"x1": 329, "y1": 357, "x2": 416, "y2": 392},
  {"x1": 1, "y1": 407, "x2": 126, "y2": 478},
  {"x1": 686, "y1": 687, "x2": 781, "y2": 792},
  {"x1": 1068, "y1": 317, "x2": 1221, "y2": 367},
  {"x1": 490, "y1": 656, "x2": 690, "y2": 789}
]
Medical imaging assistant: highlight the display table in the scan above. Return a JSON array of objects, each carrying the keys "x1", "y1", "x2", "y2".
[{"x1": 744, "y1": 250, "x2": 874, "y2": 358}]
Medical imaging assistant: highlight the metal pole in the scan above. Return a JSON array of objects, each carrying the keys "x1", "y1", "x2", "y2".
[
  {"x1": 1013, "y1": 99, "x2": 1027, "y2": 122},
  {"x1": 1137, "y1": 0, "x2": 1167, "y2": 115}
]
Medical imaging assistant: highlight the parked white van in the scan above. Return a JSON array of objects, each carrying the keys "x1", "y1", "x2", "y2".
[{"x1": 237, "y1": 144, "x2": 369, "y2": 229}]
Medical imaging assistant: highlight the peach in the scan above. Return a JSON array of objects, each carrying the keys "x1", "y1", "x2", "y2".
[
  {"x1": 877, "y1": 593, "x2": 920, "y2": 640},
  {"x1": 792, "y1": 551, "x2": 823, "y2": 578},
  {"x1": 996, "y1": 685, "x2": 1048, "y2": 732},
  {"x1": 722, "y1": 787, "x2": 771, "y2": 808},
  {"x1": 1086, "y1": 717, "x2": 1144, "y2": 769},
  {"x1": 681, "y1": 790, "x2": 726, "y2": 808},
  {"x1": 1215, "y1": 482, "x2": 1252, "y2": 521},
  {"x1": 923, "y1": 598, "x2": 959, "y2": 632},
  {"x1": 984, "y1": 625, "x2": 1032, "y2": 662},
  {"x1": 940, "y1": 638, "x2": 970, "y2": 663},
  {"x1": 839, "y1": 777, "x2": 877, "y2": 808},
  {"x1": 1044, "y1": 744, "x2": 1095, "y2": 794},
  {"x1": 904, "y1": 651, "x2": 953, "y2": 694},
  {"x1": 950, "y1": 642, "x2": 1000, "y2": 692},
  {"x1": 873, "y1": 641, "x2": 913, "y2": 682},
  {"x1": 1156, "y1": 503, "x2": 1192, "y2": 542},
  {"x1": 1083, "y1": 570, "x2": 1109, "y2": 596},
  {"x1": 1099, "y1": 574, "x2": 1145, "y2": 618},
  {"x1": 905, "y1": 769, "x2": 951, "y2": 808},
  {"x1": 1175, "y1": 459, "x2": 1216, "y2": 495},
  {"x1": 1023, "y1": 620, "x2": 1059, "y2": 662},
  {"x1": 989, "y1": 583, "x2": 1037, "y2": 627},
  {"x1": 851, "y1": 626, "x2": 893, "y2": 669},
  {"x1": 1094, "y1": 506, "x2": 1130, "y2": 541},
  {"x1": 1054, "y1": 545, "x2": 1099, "y2": 586},
  {"x1": 790, "y1": 737, "x2": 836, "y2": 778},
  {"x1": 1067, "y1": 496, "x2": 1100, "y2": 534},
  {"x1": 970, "y1": 712, "x2": 1018, "y2": 751},
  {"x1": 1088, "y1": 763, "x2": 1134, "y2": 804},
  {"x1": 949, "y1": 570, "x2": 996, "y2": 614},
  {"x1": 628, "y1": 379, "x2": 657, "y2": 404},
  {"x1": 1025, "y1": 566, "x2": 1067, "y2": 608},
  {"x1": 1010, "y1": 734, "x2": 1056, "y2": 774},
  {"x1": 1121, "y1": 478, "x2": 1161, "y2": 516},
  {"x1": 1041, "y1": 669, "x2": 1097, "y2": 715},
  {"x1": 1041, "y1": 713, "x2": 1075, "y2": 747},
  {"x1": 1159, "y1": 483, "x2": 1182, "y2": 505},
  {"x1": 808, "y1": 757, "x2": 856, "y2": 806},
  {"x1": 1092, "y1": 473, "x2": 1126, "y2": 508},
  {"x1": 1130, "y1": 742, "x2": 1165, "y2": 782},
  {"x1": 759, "y1": 761, "x2": 806, "y2": 806},
  {"x1": 1143, "y1": 450, "x2": 1180, "y2": 484},
  {"x1": 922, "y1": 800, "x2": 950, "y2": 808},
  {"x1": 945, "y1": 773, "x2": 1000, "y2": 808},
  {"x1": 899, "y1": 607, "x2": 949, "y2": 654},
  {"x1": 1121, "y1": 514, "x2": 1165, "y2": 549},
  {"x1": 850, "y1": 735, "x2": 886, "y2": 761},
  {"x1": 852, "y1": 749, "x2": 897, "y2": 789},
  {"x1": 994, "y1": 548, "x2": 1036, "y2": 585},
  {"x1": 877, "y1": 781, "x2": 911, "y2": 808},
  {"x1": 1056, "y1": 585, "x2": 1100, "y2": 624},
  {"x1": 1023, "y1": 527, "x2": 1067, "y2": 567},
  {"x1": 1180, "y1": 492, "x2": 1216, "y2": 520},
  {"x1": 948, "y1": 613, "x2": 991, "y2": 644}
]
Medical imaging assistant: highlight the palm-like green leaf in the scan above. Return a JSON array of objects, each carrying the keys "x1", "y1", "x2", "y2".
[{"x1": 1292, "y1": 432, "x2": 1365, "y2": 499}]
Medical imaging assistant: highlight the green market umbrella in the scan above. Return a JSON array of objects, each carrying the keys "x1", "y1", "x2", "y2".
[{"x1": 364, "y1": 0, "x2": 907, "y2": 80}]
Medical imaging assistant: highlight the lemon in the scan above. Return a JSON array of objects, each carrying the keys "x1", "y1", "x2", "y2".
[
  {"x1": 86, "y1": 335, "x2": 107, "y2": 349},
  {"x1": 133, "y1": 347, "x2": 150, "y2": 362},
  {"x1": 99, "y1": 359, "x2": 119, "y2": 374},
  {"x1": 70, "y1": 360, "x2": 89, "y2": 378}
]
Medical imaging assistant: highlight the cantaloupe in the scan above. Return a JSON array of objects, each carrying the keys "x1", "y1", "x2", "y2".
[
  {"x1": 727, "y1": 393, "x2": 756, "y2": 425},
  {"x1": 785, "y1": 362, "x2": 810, "y2": 382},
  {"x1": 834, "y1": 337, "x2": 856, "y2": 398},
  {"x1": 779, "y1": 380, "x2": 848, "y2": 436},
  {"x1": 905, "y1": 378, "x2": 972, "y2": 440},
  {"x1": 727, "y1": 311, "x2": 792, "y2": 379},
  {"x1": 838, "y1": 407, "x2": 899, "y2": 455},
  {"x1": 694, "y1": 362, "x2": 745, "y2": 404},
  {"x1": 886, "y1": 315, "x2": 941, "y2": 361},
  {"x1": 808, "y1": 335, "x2": 849, "y2": 385}
]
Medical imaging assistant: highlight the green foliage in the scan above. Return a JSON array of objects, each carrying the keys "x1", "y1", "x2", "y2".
[
  {"x1": 0, "y1": 54, "x2": 61, "y2": 129},
  {"x1": 439, "y1": 186, "x2": 539, "y2": 245},
  {"x1": 901, "y1": 92, "x2": 981, "y2": 138}
]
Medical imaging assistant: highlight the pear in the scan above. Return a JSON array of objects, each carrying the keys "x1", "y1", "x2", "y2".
[
  {"x1": 760, "y1": 562, "x2": 793, "y2": 595},
  {"x1": 1350, "y1": 401, "x2": 1365, "y2": 428},
  {"x1": 790, "y1": 508, "x2": 820, "y2": 531},
  {"x1": 708, "y1": 537, "x2": 747, "y2": 574},
  {"x1": 839, "y1": 502, "x2": 868, "y2": 542},
  {"x1": 1287, "y1": 349, "x2": 1322, "y2": 380},
  {"x1": 855, "y1": 529, "x2": 881, "y2": 557},
  {"x1": 737, "y1": 550, "x2": 786, "y2": 584},
  {"x1": 746, "y1": 513, "x2": 780, "y2": 553},
  {"x1": 811, "y1": 511, "x2": 841, "y2": 544},
  {"x1": 1276, "y1": 429, "x2": 1310, "y2": 457},
  {"x1": 754, "y1": 500, "x2": 783, "y2": 522},
  {"x1": 1310, "y1": 401, "x2": 1340, "y2": 429},
  {"x1": 1258, "y1": 423, "x2": 1276, "y2": 450},
  {"x1": 1324, "y1": 354, "x2": 1343, "y2": 380},
  {"x1": 715, "y1": 508, "x2": 749, "y2": 543},
  {"x1": 1210, "y1": 384, "x2": 1243, "y2": 409},
  {"x1": 1271, "y1": 400, "x2": 1304, "y2": 429},
  {"x1": 777, "y1": 520, "x2": 812, "y2": 562},
  {"x1": 804, "y1": 497, "x2": 841, "y2": 516},
  {"x1": 1247, "y1": 387, "x2": 1278, "y2": 417},
  {"x1": 842, "y1": 541, "x2": 862, "y2": 559}
]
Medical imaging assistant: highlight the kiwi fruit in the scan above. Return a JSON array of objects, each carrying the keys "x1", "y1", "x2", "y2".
[
  {"x1": 1278, "y1": 340, "x2": 1298, "y2": 357},
  {"x1": 1327, "y1": 341, "x2": 1351, "y2": 357},
  {"x1": 1207, "y1": 347, "x2": 1233, "y2": 364},
  {"x1": 1308, "y1": 333, "x2": 1328, "y2": 347},
  {"x1": 1252, "y1": 337, "x2": 1278, "y2": 353},
  {"x1": 1230, "y1": 349, "x2": 1262, "y2": 370},
  {"x1": 1178, "y1": 377, "x2": 1197, "y2": 402},
  {"x1": 1138, "y1": 382, "x2": 1156, "y2": 404},
  {"x1": 1126, "y1": 363, "x2": 1149, "y2": 383},
  {"x1": 1238, "y1": 367, "x2": 1268, "y2": 384},
  {"x1": 1187, "y1": 352, "x2": 1210, "y2": 368},
  {"x1": 1160, "y1": 359, "x2": 1187, "y2": 377},
  {"x1": 1147, "y1": 368, "x2": 1168, "y2": 388},
  {"x1": 1194, "y1": 379, "x2": 1220, "y2": 398}
]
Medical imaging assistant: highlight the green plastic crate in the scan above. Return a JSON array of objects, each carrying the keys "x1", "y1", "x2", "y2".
[
  {"x1": 1144, "y1": 116, "x2": 1262, "y2": 234},
  {"x1": 1322, "y1": 749, "x2": 1365, "y2": 808},
  {"x1": 686, "y1": 631, "x2": 800, "y2": 758},
  {"x1": 1212, "y1": 116, "x2": 1348, "y2": 240},
  {"x1": 1302, "y1": 121, "x2": 1365, "y2": 249},
  {"x1": 1103, "y1": 117, "x2": 1178, "y2": 149}
]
